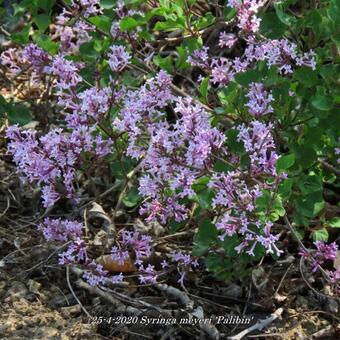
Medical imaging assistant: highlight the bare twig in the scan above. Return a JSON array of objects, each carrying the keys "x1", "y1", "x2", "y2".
[
  {"x1": 76, "y1": 278, "x2": 140, "y2": 315},
  {"x1": 319, "y1": 159, "x2": 340, "y2": 176},
  {"x1": 228, "y1": 308, "x2": 283, "y2": 340},
  {"x1": 0, "y1": 196, "x2": 10, "y2": 220},
  {"x1": 66, "y1": 265, "x2": 92, "y2": 319},
  {"x1": 310, "y1": 325, "x2": 334, "y2": 339},
  {"x1": 274, "y1": 263, "x2": 294, "y2": 296},
  {"x1": 154, "y1": 283, "x2": 193, "y2": 309}
]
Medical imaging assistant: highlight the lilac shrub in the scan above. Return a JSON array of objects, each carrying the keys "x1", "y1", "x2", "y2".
[{"x1": 2, "y1": 0, "x2": 339, "y2": 291}]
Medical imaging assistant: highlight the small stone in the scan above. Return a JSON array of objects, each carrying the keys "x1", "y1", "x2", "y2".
[
  {"x1": 60, "y1": 305, "x2": 81, "y2": 317},
  {"x1": 37, "y1": 326, "x2": 59, "y2": 338},
  {"x1": 6, "y1": 281, "x2": 28, "y2": 299},
  {"x1": 324, "y1": 298, "x2": 338, "y2": 314},
  {"x1": 25, "y1": 293, "x2": 37, "y2": 302},
  {"x1": 224, "y1": 283, "x2": 242, "y2": 298},
  {"x1": 28, "y1": 279, "x2": 41, "y2": 294}
]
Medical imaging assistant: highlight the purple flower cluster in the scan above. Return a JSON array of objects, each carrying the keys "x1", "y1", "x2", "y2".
[
  {"x1": 327, "y1": 268, "x2": 340, "y2": 285},
  {"x1": 110, "y1": 229, "x2": 158, "y2": 284},
  {"x1": 1, "y1": 48, "x2": 22, "y2": 76},
  {"x1": 110, "y1": 246, "x2": 130, "y2": 266},
  {"x1": 209, "y1": 171, "x2": 273, "y2": 256},
  {"x1": 228, "y1": 0, "x2": 264, "y2": 33},
  {"x1": 46, "y1": 54, "x2": 83, "y2": 92},
  {"x1": 210, "y1": 58, "x2": 235, "y2": 86},
  {"x1": 138, "y1": 264, "x2": 158, "y2": 284},
  {"x1": 77, "y1": 87, "x2": 111, "y2": 121},
  {"x1": 245, "y1": 39, "x2": 316, "y2": 74},
  {"x1": 206, "y1": 120, "x2": 283, "y2": 256},
  {"x1": 37, "y1": 216, "x2": 126, "y2": 286},
  {"x1": 218, "y1": 32, "x2": 238, "y2": 49},
  {"x1": 6, "y1": 124, "x2": 111, "y2": 207},
  {"x1": 237, "y1": 121, "x2": 278, "y2": 176},
  {"x1": 299, "y1": 241, "x2": 339, "y2": 290},
  {"x1": 187, "y1": 39, "x2": 316, "y2": 87},
  {"x1": 1, "y1": 44, "x2": 49, "y2": 81},
  {"x1": 53, "y1": 0, "x2": 102, "y2": 55},
  {"x1": 71, "y1": 0, "x2": 103, "y2": 17},
  {"x1": 82, "y1": 261, "x2": 109, "y2": 286},
  {"x1": 110, "y1": 3, "x2": 144, "y2": 41},
  {"x1": 187, "y1": 46, "x2": 210, "y2": 68},
  {"x1": 130, "y1": 92, "x2": 225, "y2": 224},
  {"x1": 170, "y1": 251, "x2": 199, "y2": 284},
  {"x1": 59, "y1": 238, "x2": 88, "y2": 265},
  {"x1": 38, "y1": 218, "x2": 83, "y2": 242},
  {"x1": 54, "y1": 9, "x2": 94, "y2": 55},
  {"x1": 21, "y1": 44, "x2": 50, "y2": 71},
  {"x1": 121, "y1": 230, "x2": 153, "y2": 264},
  {"x1": 245, "y1": 82, "x2": 274, "y2": 117},
  {"x1": 108, "y1": 45, "x2": 131, "y2": 72},
  {"x1": 114, "y1": 70, "x2": 173, "y2": 159},
  {"x1": 300, "y1": 241, "x2": 338, "y2": 272}
]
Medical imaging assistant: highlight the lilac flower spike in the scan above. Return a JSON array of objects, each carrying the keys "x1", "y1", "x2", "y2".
[
  {"x1": 187, "y1": 47, "x2": 210, "y2": 68},
  {"x1": 218, "y1": 32, "x2": 238, "y2": 48},
  {"x1": 245, "y1": 82, "x2": 274, "y2": 117},
  {"x1": 38, "y1": 218, "x2": 83, "y2": 242},
  {"x1": 108, "y1": 45, "x2": 131, "y2": 72}
]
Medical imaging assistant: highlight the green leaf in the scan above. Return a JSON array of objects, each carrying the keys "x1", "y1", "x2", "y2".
[
  {"x1": 193, "y1": 188, "x2": 214, "y2": 209},
  {"x1": 260, "y1": 12, "x2": 286, "y2": 39},
  {"x1": 193, "y1": 219, "x2": 217, "y2": 256},
  {"x1": 313, "y1": 200, "x2": 325, "y2": 215},
  {"x1": 294, "y1": 67, "x2": 318, "y2": 88},
  {"x1": 274, "y1": 3, "x2": 297, "y2": 26},
  {"x1": 256, "y1": 190, "x2": 271, "y2": 210},
  {"x1": 120, "y1": 17, "x2": 141, "y2": 31},
  {"x1": 204, "y1": 253, "x2": 225, "y2": 272},
  {"x1": 33, "y1": 33, "x2": 59, "y2": 54},
  {"x1": 37, "y1": 0, "x2": 55, "y2": 12},
  {"x1": 276, "y1": 153, "x2": 295, "y2": 173},
  {"x1": 235, "y1": 69, "x2": 262, "y2": 86},
  {"x1": 175, "y1": 45, "x2": 189, "y2": 69},
  {"x1": 327, "y1": 0, "x2": 340, "y2": 25},
  {"x1": 271, "y1": 196, "x2": 286, "y2": 220},
  {"x1": 7, "y1": 103, "x2": 32, "y2": 126},
  {"x1": 154, "y1": 18, "x2": 185, "y2": 32},
  {"x1": 11, "y1": 25, "x2": 30, "y2": 44},
  {"x1": 122, "y1": 187, "x2": 141, "y2": 207},
  {"x1": 311, "y1": 87, "x2": 333, "y2": 111},
  {"x1": 312, "y1": 228, "x2": 329, "y2": 242},
  {"x1": 295, "y1": 192, "x2": 324, "y2": 218},
  {"x1": 297, "y1": 175, "x2": 322, "y2": 195},
  {"x1": 79, "y1": 41, "x2": 100, "y2": 60},
  {"x1": 100, "y1": 0, "x2": 116, "y2": 9},
  {"x1": 153, "y1": 55, "x2": 173, "y2": 73},
  {"x1": 329, "y1": 217, "x2": 340, "y2": 228},
  {"x1": 226, "y1": 128, "x2": 244, "y2": 153},
  {"x1": 34, "y1": 14, "x2": 51, "y2": 32},
  {"x1": 295, "y1": 145, "x2": 317, "y2": 169},
  {"x1": 278, "y1": 178, "x2": 293, "y2": 201},
  {"x1": 222, "y1": 235, "x2": 239, "y2": 257},
  {"x1": 217, "y1": 82, "x2": 238, "y2": 108},
  {"x1": 170, "y1": 220, "x2": 185, "y2": 233},
  {"x1": 88, "y1": 15, "x2": 112, "y2": 33},
  {"x1": 196, "y1": 219, "x2": 218, "y2": 244},
  {"x1": 198, "y1": 76, "x2": 210, "y2": 103}
]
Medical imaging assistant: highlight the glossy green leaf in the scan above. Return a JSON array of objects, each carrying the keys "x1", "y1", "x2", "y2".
[{"x1": 276, "y1": 153, "x2": 295, "y2": 173}]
